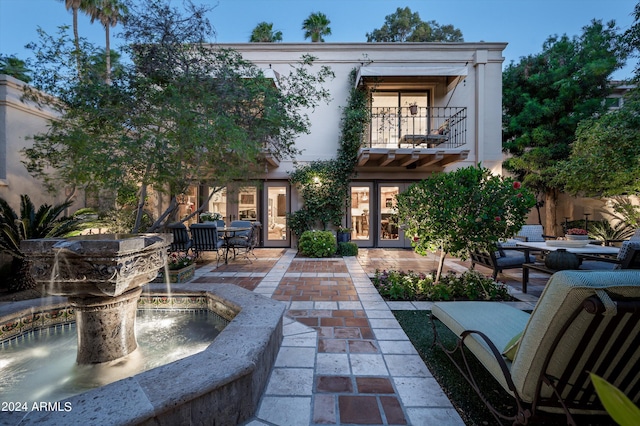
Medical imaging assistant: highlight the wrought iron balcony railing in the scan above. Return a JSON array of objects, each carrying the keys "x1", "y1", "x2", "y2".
[{"x1": 364, "y1": 106, "x2": 467, "y2": 149}]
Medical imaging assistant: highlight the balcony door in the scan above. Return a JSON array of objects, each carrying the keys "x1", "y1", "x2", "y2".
[{"x1": 370, "y1": 91, "x2": 429, "y2": 147}]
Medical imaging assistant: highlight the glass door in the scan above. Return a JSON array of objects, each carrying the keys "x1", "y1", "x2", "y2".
[
  {"x1": 377, "y1": 183, "x2": 412, "y2": 248},
  {"x1": 264, "y1": 183, "x2": 289, "y2": 247},
  {"x1": 349, "y1": 184, "x2": 373, "y2": 247}
]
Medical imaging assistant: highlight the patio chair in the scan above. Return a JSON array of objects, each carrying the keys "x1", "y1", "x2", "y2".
[
  {"x1": 578, "y1": 241, "x2": 640, "y2": 270},
  {"x1": 226, "y1": 222, "x2": 261, "y2": 263},
  {"x1": 470, "y1": 245, "x2": 535, "y2": 280},
  {"x1": 431, "y1": 270, "x2": 640, "y2": 425},
  {"x1": 229, "y1": 220, "x2": 252, "y2": 238},
  {"x1": 190, "y1": 222, "x2": 225, "y2": 265},
  {"x1": 167, "y1": 222, "x2": 193, "y2": 253}
]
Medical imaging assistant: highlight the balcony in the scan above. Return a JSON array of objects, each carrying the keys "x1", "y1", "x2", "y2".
[{"x1": 358, "y1": 106, "x2": 469, "y2": 169}]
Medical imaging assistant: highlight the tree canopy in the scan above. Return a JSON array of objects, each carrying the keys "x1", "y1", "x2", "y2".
[
  {"x1": 249, "y1": 22, "x2": 282, "y2": 42},
  {"x1": 302, "y1": 12, "x2": 331, "y2": 42},
  {"x1": 0, "y1": 55, "x2": 32, "y2": 82},
  {"x1": 22, "y1": 0, "x2": 334, "y2": 232},
  {"x1": 502, "y1": 19, "x2": 624, "y2": 234},
  {"x1": 366, "y1": 7, "x2": 463, "y2": 42},
  {"x1": 396, "y1": 165, "x2": 535, "y2": 281}
]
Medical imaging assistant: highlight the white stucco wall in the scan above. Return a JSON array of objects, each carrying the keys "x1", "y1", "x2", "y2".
[
  {"x1": 0, "y1": 74, "x2": 84, "y2": 212},
  {"x1": 217, "y1": 42, "x2": 507, "y2": 180}
]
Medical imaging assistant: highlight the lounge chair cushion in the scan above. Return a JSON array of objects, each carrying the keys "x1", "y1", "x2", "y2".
[
  {"x1": 495, "y1": 250, "x2": 535, "y2": 267},
  {"x1": 431, "y1": 302, "x2": 530, "y2": 393},
  {"x1": 511, "y1": 270, "x2": 640, "y2": 403}
]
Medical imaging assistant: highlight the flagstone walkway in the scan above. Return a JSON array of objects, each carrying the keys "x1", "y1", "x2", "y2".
[{"x1": 191, "y1": 248, "x2": 544, "y2": 425}]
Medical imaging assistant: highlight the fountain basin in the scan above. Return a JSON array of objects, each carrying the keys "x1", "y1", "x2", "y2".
[{"x1": 0, "y1": 283, "x2": 285, "y2": 425}]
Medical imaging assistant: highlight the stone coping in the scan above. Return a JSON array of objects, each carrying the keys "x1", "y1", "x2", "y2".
[{"x1": 2, "y1": 283, "x2": 286, "y2": 426}]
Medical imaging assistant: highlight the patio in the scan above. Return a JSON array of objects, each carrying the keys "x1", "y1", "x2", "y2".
[{"x1": 190, "y1": 247, "x2": 545, "y2": 425}]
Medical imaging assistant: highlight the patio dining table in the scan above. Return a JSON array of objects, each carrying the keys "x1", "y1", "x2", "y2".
[
  {"x1": 219, "y1": 226, "x2": 251, "y2": 263},
  {"x1": 513, "y1": 240, "x2": 620, "y2": 292}
]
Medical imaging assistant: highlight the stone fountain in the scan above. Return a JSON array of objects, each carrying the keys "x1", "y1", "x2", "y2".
[{"x1": 20, "y1": 233, "x2": 171, "y2": 364}]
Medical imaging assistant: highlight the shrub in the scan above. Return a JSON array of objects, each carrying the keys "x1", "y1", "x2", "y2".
[
  {"x1": 298, "y1": 230, "x2": 336, "y2": 257},
  {"x1": 372, "y1": 269, "x2": 510, "y2": 301},
  {"x1": 337, "y1": 242, "x2": 358, "y2": 256}
]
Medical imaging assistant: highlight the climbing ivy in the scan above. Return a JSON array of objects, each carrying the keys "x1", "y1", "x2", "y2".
[{"x1": 288, "y1": 69, "x2": 370, "y2": 236}]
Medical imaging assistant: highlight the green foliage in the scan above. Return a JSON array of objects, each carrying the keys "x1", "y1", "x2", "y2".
[
  {"x1": 289, "y1": 69, "x2": 369, "y2": 234},
  {"x1": 502, "y1": 20, "x2": 625, "y2": 230},
  {"x1": 366, "y1": 7, "x2": 463, "y2": 42},
  {"x1": 373, "y1": 269, "x2": 510, "y2": 301},
  {"x1": 22, "y1": 0, "x2": 333, "y2": 232},
  {"x1": 590, "y1": 373, "x2": 640, "y2": 426},
  {"x1": 250, "y1": 22, "x2": 283, "y2": 42},
  {"x1": 396, "y1": 165, "x2": 535, "y2": 281},
  {"x1": 337, "y1": 241, "x2": 358, "y2": 256},
  {"x1": 0, "y1": 195, "x2": 82, "y2": 291},
  {"x1": 302, "y1": 12, "x2": 331, "y2": 42},
  {"x1": 298, "y1": 230, "x2": 336, "y2": 257},
  {"x1": 0, "y1": 54, "x2": 32, "y2": 83},
  {"x1": 558, "y1": 87, "x2": 640, "y2": 197}
]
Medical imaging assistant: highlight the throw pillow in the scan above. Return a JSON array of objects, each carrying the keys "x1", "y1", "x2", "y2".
[{"x1": 502, "y1": 331, "x2": 523, "y2": 361}]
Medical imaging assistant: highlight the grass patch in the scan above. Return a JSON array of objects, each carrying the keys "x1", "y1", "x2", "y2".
[{"x1": 394, "y1": 310, "x2": 615, "y2": 426}]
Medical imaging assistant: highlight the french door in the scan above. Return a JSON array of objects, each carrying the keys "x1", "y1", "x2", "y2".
[
  {"x1": 263, "y1": 182, "x2": 290, "y2": 247},
  {"x1": 377, "y1": 183, "x2": 413, "y2": 248}
]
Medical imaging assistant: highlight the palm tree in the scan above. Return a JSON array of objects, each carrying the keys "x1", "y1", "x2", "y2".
[
  {"x1": 86, "y1": 0, "x2": 128, "y2": 84},
  {"x1": 0, "y1": 195, "x2": 81, "y2": 291},
  {"x1": 0, "y1": 55, "x2": 32, "y2": 83},
  {"x1": 61, "y1": 0, "x2": 95, "y2": 75},
  {"x1": 250, "y1": 22, "x2": 283, "y2": 42},
  {"x1": 302, "y1": 12, "x2": 331, "y2": 42}
]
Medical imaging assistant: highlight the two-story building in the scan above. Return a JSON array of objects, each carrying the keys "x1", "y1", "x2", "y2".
[{"x1": 193, "y1": 42, "x2": 507, "y2": 248}]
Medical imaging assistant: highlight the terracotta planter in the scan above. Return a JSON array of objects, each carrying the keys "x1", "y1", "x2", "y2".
[{"x1": 153, "y1": 263, "x2": 196, "y2": 283}]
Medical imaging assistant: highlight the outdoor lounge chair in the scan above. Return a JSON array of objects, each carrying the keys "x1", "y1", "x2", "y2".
[
  {"x1": 190, "y1": 222, "x2": 225, "y2": 265},
  {"x1": 431, "y1": 270, "x2": 640, "y2": 425},
  {"x1": 167, "y1": 222, "x2": 193, "y2": 253}
]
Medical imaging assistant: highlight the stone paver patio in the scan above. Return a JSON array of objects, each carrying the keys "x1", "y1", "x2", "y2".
[{"x1": 191, "y1": 247, "x2": 547, "y2": 425}]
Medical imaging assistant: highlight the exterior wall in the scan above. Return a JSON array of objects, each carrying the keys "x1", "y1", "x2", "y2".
[
  {"x1": 0, "y1": 74, "x2": 84, "y2": 212},
  {"x1": 218, "y1": 42, "x2": 508, "y2": 181}
]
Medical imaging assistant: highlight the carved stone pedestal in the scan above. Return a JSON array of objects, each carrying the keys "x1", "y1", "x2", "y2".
[{"x1": 70, "y1": 287, "x2": 143, "y2": 364}]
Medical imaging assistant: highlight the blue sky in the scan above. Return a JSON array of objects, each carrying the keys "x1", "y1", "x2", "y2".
[{"x1": 0, "y1": 0, "x2": 637, "y2": 79}]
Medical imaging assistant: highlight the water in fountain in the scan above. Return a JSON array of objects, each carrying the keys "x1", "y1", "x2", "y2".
[{"x1": 0, "y1": 309, "x2": 228, "y2": 404}]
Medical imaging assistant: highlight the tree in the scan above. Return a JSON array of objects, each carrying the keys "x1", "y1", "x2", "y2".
[
  {"x1": 85, "y1": 0, "x2": 128, "y2": 84},
  {"x1": 0, "y1": 195, "x2": 81, "y2": 291},
  {"x1": 60, "y1": 0, "x2": 95, "y2": 75},
  {"x1": 0, "y1": 55, "x2": 32, "y2": 82},
  {"x1": 557, "y1": 88, "x2": 640, "y2": 197},
  {"x1": 249, "y1": 22, "x2": 282, "y2": 42},
  {"x1": 396, "y1": 165, "x2": 535, "y2": 282},
  {"x1": 366, "y1": 7, "x2": 463, "y2": 42},
  {"x1": 22, "y1": 0, "x2": 334, "y2": 233},
  {"x1": 302, "y1": 12, "x2": 331, "y2": 42},
  {"x1": 502, "y1": 20, "x2": 624, "y2": 235}
]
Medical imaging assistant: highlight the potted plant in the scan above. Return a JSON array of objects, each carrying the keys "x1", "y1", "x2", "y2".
[
  {"x1": 154, "y1": 252, "x2": 196, "y2": 283},
  {"x1": 200, "y1": 211, "x2": 222, "y2": 222},
  {"x1": 337, "y1": 226, "x2": 352, "y2": 243},
  {"x1": 565, "y1": 228, "x2": 589, "y2": 240}
]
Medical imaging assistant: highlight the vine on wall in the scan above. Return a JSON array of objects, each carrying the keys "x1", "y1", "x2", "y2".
[{"x1": 288, "y1": 69, "x2": 370, "y2": 236}]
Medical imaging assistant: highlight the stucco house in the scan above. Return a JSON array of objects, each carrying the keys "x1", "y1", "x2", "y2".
[
  {"x1": 0, "y1": 74, "x2": 84, "y2": 212},
  {"x1": 195, "y1": 42, "x2": 507, "y2": 248}
]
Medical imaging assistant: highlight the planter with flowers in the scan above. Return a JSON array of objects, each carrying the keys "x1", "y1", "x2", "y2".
[
  {"x1": 565, "y1": 228, "x2": 589, "y2": 240},
  {"x1": 153, "y1": 252, "x2": 196, "y2": 283}
]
